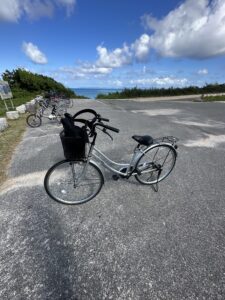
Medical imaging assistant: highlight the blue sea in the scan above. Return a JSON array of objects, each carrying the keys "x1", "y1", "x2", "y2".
[{"x1": 71, "y1": 88, "x2": 122, "y2": 99}]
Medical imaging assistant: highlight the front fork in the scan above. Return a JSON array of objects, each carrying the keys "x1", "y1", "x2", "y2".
[
  {"x1": 69, "y1": 144, "x2": 95, "y2": 187},
  {"x1": 70, "y1": 161, "x2": 89, "y2": 187},
  {"x1": 70, "y1": 162, "x2": 77, "y2": 187}
]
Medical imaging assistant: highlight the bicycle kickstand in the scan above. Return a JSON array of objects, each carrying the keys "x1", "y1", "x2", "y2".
[{"x1": 151, "y1": 167, "x2": 162, "y2": 193}]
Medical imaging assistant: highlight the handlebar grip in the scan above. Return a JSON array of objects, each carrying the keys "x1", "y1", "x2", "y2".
[
  {"x1": 100, "y1": 117, "x2": 109, "y2": 122},
  {"x1": 102, "y1": 124, "x2": 120, "y2": 133}
]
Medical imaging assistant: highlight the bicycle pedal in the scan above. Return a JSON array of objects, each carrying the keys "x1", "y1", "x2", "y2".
[{"x1": 112, "y1": 175, "x2": 119, "y2": 181}]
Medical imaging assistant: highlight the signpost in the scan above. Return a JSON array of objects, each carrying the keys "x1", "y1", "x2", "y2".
[{"x1": 0, "y1": 80, "x2": 14, "y2": 111}]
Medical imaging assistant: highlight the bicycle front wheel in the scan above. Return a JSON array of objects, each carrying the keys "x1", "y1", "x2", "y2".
[
  {"x1": 44, "y1": 160, "x2": 104, "y2": 204},
  {"x1": 26, "y1": 114, "x2": 42, "y2": 127},
  {"x1": 135, "y1": 144, "x2": 177, "y2": 185},
  {"x1": 65, "y1": 99, "x2": 73, "y2": 108}
]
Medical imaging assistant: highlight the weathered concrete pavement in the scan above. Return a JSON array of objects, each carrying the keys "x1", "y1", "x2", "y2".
[{"x1": 0, "y1": 99, "x2": 225, "y2": 300}]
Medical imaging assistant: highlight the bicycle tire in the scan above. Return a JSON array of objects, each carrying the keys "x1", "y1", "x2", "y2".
[
  {"x1": 135, "y1": 144, "x2": 177, "y2": 185},
  {"x1": 26, "y1": 114, "x2": 42, "y2": 127},
  {"x1": 44, "y1": 160, "x2": 104, "y2": 204},
  {"x1": 67, "y1": 99, "x2": 73, "y2": 108},
  {"x1": 70, "y1": 99, "x2": 73, "y2": 108}
]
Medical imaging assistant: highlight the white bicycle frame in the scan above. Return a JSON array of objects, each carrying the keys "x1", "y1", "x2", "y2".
[
  {"x1": 91, "y1": 146, "x2": 142, "y2": 176},
  {"x1": 71, "y1": 134, "x2": 178, "y2": 185},
  {"x1": 89, "y1": 142, "x2": 170, "y2": 177}
]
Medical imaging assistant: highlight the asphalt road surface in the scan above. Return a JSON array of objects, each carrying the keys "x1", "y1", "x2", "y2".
[{"x1": 0, "y1": 99, "x2": 225, "y2": 300}]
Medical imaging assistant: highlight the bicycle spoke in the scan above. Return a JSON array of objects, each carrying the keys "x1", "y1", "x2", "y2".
[
  {"x1": 135, "y1": 144, "x2": 176, "y2": 185},
  {"x1": 45, "y1": 160, "x2": 103, "y2": 204}
]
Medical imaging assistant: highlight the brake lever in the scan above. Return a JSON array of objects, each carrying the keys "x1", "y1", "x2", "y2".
[{"x1": 102, "y1": 128, "x2": 113, "y2": 141}]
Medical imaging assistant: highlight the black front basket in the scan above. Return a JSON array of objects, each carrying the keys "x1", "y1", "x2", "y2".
[{"x1": 60, "y1": 131, "x2": 87, "y2": 161}]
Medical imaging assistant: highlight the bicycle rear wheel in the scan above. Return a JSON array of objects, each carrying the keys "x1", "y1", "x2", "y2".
[
  {"x1": 135, "y1": 144, "x2": 177, "y2": 185},
  {"x1": 26, "y1": 114, "x2": 42, "y2": 127},
  {"x1": 44, "y1": 160, "x2": 104, "y2": 204}
]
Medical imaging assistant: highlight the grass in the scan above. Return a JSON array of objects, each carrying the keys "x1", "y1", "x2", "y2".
[
  {"x1": 0, "y1": 115, "x2": 27, "y2": 185},
  {"x1": 202, "y1": 95, "x2": 225, "y2": 102},
  {"x1": 0, "y1": 89, "x2": 37, "y2": 117},
  {"x1": 0, "y1": 89, "x2": 86, "y2": 117}
]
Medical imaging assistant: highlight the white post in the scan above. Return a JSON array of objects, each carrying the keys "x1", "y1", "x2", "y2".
[{"x1": 0, "y1": 118, "x2": 8, "y2": 131}]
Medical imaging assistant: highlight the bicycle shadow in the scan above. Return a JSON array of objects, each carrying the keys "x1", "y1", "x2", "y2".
[{"x1": 102, "y1": 167, "x2": 161, "y2": 195}]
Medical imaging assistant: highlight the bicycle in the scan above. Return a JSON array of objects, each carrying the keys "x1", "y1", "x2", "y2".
[
  {"x1": 44, "y1": 109, "x2": 178, "y2": 204},
  {"x1": 45, "y1": 91, "x2": 73, "y2": 109},
  {"x1": 26, "y1": 96, "x2": 67, "y2": 127},
  {"x1": 59, "y1": 94, "x2": 73, "y2": 108}
]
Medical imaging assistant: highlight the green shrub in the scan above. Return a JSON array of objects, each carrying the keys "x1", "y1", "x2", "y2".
[
  {"x1": 2, "y1": 68, "x2": 76, "y2": 98},
  {"x1": 0, "y1": 68, "x2": 83, "y2": 116},
  {"x1": 202, "y1": 95, "x2": 225, "y2": 102},
  {"x1": 96, "y1": 84, "x2": 225, "y2": 99}
]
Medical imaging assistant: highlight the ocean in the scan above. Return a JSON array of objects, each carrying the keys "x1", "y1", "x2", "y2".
[{"x1": 71, "y1": 88, "x2": 122, "y2": 99}]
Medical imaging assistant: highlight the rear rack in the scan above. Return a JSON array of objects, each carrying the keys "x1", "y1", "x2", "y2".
[{"x1": 153, "y1": 136, "x2": 179, "y2": 145}]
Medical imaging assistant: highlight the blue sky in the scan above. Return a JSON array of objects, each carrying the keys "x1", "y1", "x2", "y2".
[{"x1": 0, "y1": 0, "x2": 225, "y2": 88}]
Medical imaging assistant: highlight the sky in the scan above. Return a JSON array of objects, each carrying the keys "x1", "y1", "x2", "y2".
[{"x1": 0, "y1": 0, "x2": 225, "y2": 88}]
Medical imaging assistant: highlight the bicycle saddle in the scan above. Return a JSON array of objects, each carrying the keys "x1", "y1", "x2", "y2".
[{"x1": 132, "y1": 135, "x2": 153, "y2": 146}]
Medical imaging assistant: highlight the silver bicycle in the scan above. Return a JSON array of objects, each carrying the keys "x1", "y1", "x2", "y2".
[
  {"x1": 44, "y1": 109, "x2": 178, "y2": 204},
  {"x1": 26, "y1": 96, "x2": 67, "y2": 127}
]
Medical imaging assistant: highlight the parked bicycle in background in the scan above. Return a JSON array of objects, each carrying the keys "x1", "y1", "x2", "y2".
[{"x1": 26, "y1": 93, "x2": 72, "y2": 127}]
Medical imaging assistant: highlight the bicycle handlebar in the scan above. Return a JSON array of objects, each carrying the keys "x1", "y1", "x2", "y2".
[
  {"x1": 73, "y1": 109, "x2": 110, "y2": 122},
  {"x1": 73, "y1": 109, "x2": 98, "y2": 119},
  {"x1": 67, "y1": 109, "x2": 120, "y2": 137},
  {"x1": 94, "y1": 122, "x2": 120, "y2": 133}
]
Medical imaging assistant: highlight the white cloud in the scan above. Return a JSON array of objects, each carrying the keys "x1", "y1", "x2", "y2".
[
  {"x1": 0, "y1": 0, "x2": 76, "y2": 22},
  {"x1": 96, "y1": 44, "x2": 132, "y2": 68},
  {"x1": 61, "y1": 44, "x2": 133, "y2": 79},
  {"x1": 142, "y1": 0, "x2": 225, "y2": 58},
  {"x1": 57, "y1": 0, "x2": 76, "y2": 16},
  {"x1": 79, "y1": 64, "x2": 112, "y2": 75},
  {"x1": 131, "y1": 34, "x2": 151, "y2": 61},
  {"x1": 60, "y1": 64, "x2": 112, "y2": 79},
  {"x1": 107, "y1": 80, "x2": 123, "y2": 87},
  {"x1": 198, "y1": 68, "x2": 208, "y2": 75},
  {"x1": 0, "y1": 0, "x2": 21, "y2": 22},
  {"x1": 22, "y1": 1, "x2": 54, "y2": 20},
  {"x1": 130, "y1": 77, "x2": 188, "y2": 87},
  {"x1": 59, "y1": 44, "x2": 134, "y2": 80},
  {"x1": 59, "y1": 44, "x2": 132, "y2": 81},
  {"x1": 22, "y1": 42, "x2": 48, "y2": 64}
]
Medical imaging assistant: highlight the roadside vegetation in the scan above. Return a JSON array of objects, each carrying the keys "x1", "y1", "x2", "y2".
[
  {"x1": 0, "y1": 68, "x2": 86, "y2": 185},
  {"x1": 0, "y1": 89, "x2": 37, "y2": 117},
  {"x1": 0, "y1": 115, "x2": 27, "y2": 185},
  {"x1": 0, "y1": 68, "x2": 86, "y2": 116},
  {"x1": 2, "y1": 68, "x2": 76, "y2": 97},
  {"x1": 202, "y1": 95, "x2": 225, "y2": 102},
  {"x1": 96, "y1": 84, "x2": 225, "y2": 99}
]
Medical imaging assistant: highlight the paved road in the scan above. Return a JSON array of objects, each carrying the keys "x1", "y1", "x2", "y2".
[{"x1": 0, "y1": 99, "x2": 225, "y2": 300}]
